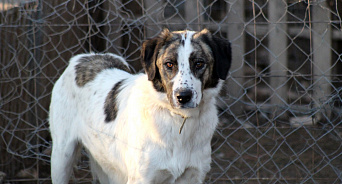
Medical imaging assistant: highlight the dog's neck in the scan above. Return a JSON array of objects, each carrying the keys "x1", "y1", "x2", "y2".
[{"x1": 167, "y1": 110, "x2": 190, "y2": 134}]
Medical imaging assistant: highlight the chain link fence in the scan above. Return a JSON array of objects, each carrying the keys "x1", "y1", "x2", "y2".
[{"x1": 1, "y1": 0, "x2": 342, "y2": 183}]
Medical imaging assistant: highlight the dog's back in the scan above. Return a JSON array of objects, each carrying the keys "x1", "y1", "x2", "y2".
[{"x1": 49, "y1": 53, "x2": 132, "y2": 183}]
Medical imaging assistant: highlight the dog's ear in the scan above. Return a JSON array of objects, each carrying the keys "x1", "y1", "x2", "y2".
[
  {"x1": 200, "y1": 29, "x2": 232, "y2": 80},
  {"x1": 212, "y1": 35, "x2": 232, "y2": 80},
  {"x1": 141, "y1": 38, "x2": 159, "y2": 81},
  {"x1": 141, "y1": 29, "x2": 172, "y2": 81}
]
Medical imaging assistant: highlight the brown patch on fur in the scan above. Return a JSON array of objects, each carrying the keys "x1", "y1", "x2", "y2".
[
  {"x1": 104, "y1": 79, "x2": 125, "y2": 122},
  {"x1": 75, "y1": 54, "x2": 131, "y2": 87},
  {"x1": 140, "y1": 29, "x2": 178, "y2": 92},
  {"x1": 193, "y1": 30, "x2": 232, "y2": 88}
]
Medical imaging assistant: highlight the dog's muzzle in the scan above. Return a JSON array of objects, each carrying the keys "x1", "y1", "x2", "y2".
[{"x1": 173, "y1": 89, "x2": 197, "y2": 109}]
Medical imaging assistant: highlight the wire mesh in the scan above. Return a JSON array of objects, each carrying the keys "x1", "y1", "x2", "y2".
[{"x1": 1, "y1": 0, "x2": 342, "y2": 183}]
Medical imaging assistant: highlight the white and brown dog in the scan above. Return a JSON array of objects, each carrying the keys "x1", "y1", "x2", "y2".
[{"x1": 49, "y1": 29, "x2": 231, "y2": 184}]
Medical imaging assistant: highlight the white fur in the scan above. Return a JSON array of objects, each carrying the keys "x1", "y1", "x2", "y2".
[
  {"x1": 171, "y1": 31, "x2": 202, "y2": 108},
  {"x1": 49, "y1": 52, "x2": 223, "y2": 184}
]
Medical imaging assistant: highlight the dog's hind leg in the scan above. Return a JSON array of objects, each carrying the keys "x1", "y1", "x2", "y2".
[{"x1": 51, "y1": 139, "x2": 81, "y2": 184}]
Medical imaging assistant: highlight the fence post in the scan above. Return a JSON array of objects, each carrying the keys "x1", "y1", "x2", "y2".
[
  {"x1": 312, "y1": 1, "x2": 332, "y2": 122},
  {"x1": 225, "y1": 0, "x2": 245, "y2": 116},
  {"x1": 268, "y1": 0, "x2": 288, "y2": 119}
]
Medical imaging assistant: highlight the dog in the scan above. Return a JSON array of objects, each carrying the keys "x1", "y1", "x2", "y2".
[{"x1": 49, "y1": 29, "x2": 231, "y2": 184}]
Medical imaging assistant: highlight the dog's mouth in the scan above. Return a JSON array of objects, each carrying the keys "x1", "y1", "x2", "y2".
[{"x1": 173, "y1": 103, "x2": 198, "y2": 109}]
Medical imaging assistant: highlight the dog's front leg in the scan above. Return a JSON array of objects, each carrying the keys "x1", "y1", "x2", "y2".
[
  {"x1": 175, "y1": 167, "x2": 203, "y2": 184},
  {"x1": 126, "y1": 178, "x2": 146, "y2": 184},
  {"x1": 126, "y1": 179, "x2": 170, "y2": 184},
  {"x1": 126, "y1": 170, "x2": 174, "y2": 184}
]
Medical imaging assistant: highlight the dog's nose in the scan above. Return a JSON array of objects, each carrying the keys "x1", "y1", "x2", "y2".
[{"x1": 176, "y1": 90, "x2": 192, "y2": 104}]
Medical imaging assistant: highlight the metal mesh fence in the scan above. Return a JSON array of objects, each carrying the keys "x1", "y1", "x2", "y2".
[{"x1": 1, "y1": 0, "x2": 342, "y2": 183}]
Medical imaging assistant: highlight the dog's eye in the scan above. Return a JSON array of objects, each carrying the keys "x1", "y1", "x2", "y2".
[
  {"x1": 195, "y1": 61, "x2": 205, "y2": 69},
  {"x1": 165, "y1": 62, "x2": 174, "y2": 69}
]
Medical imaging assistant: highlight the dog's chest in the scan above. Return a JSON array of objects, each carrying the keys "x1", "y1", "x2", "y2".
[
  {"x1": 151, "y1": 139, "x2": 200, "y2": 183},
  {"x1": 145, "y1": 118, "x2": 210, "y2": 182}
]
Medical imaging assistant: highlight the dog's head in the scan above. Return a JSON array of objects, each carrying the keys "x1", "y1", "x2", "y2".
[{"x1": 141, "y1": 29, "x2": 231, "y2": 109}]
